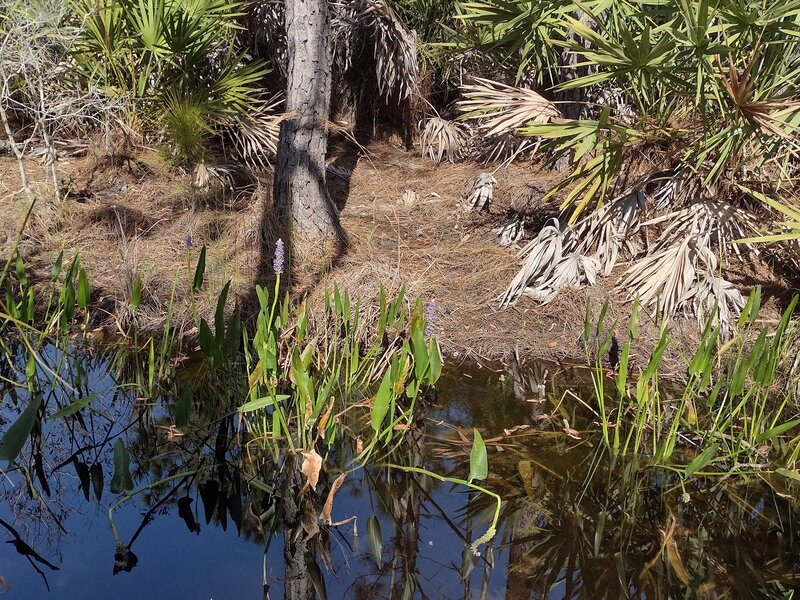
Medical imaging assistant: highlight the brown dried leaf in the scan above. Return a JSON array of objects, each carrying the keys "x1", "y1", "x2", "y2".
[
  {"x1": 301, "y1": 449, "x2": 323, "y2": 491},
  {"x1": 320, "y1": 473, "x2": 347, "y2": 525}
]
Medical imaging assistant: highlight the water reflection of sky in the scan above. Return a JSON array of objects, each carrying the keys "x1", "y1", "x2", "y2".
[
  {"x1": 3, "y1": 351, "x2": 799, "y2": 598},
  {"x1": 0, "y1": 356, "x2": 513, "y2": 599},
  {"x1": 1, "y1": 471, "x2": 510, "y2": 598}
]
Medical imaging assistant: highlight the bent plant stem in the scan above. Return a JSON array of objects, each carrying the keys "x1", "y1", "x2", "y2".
[
  {"x1": 107, "y1": 471, "x2": 197, "y2": 545},
  {"x1": 387, "y1": 465, "x2": 502, "y2": 554}
]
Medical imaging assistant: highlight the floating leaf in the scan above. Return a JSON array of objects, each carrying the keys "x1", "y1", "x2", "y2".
[
  {"x1": 468, "y1": 429, "x2": 488, "y2": 483},
  {"x1": 0, "y1": 396, "x2": 42, "y2": 464}
]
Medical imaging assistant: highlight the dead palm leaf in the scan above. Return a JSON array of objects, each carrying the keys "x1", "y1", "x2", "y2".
[
  {"x1": 499, "y1": 218, "x2": 567, "y2": 307},
  {"x1": 458, "y1": 77, "x2": 562, "y2": 137},
  {"x1": 494, "y1": 214, "x2": 525, "y2": 247},
  {"x1": 420, "y1": 117, "x2": 468, "y2": 164},
  {"x1": 523, "y1": 253, "x2": 599, "y2": 304},
  {"x1": 463, "y1": 172, "x2": 497, "y2": 211},
  {"x1": 336, "y1": 0, "x2": 418, "y2": 104},
  {"x1": 573, "y1": 192, "x2": 645, "y2": 277}
]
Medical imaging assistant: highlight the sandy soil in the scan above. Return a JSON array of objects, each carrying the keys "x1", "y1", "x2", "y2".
[{"x1": 1, "y1": 136, "x2": 795, "y2": 369}]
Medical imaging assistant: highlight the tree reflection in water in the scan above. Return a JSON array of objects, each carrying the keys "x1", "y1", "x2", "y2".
[{"x1": 1, "y1": 345, "x2": 799, "y2": 598}]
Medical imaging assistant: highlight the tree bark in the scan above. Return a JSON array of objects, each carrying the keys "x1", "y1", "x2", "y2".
[{"x1": 273, "y1": 0, "x2": 344, "y2": 278}]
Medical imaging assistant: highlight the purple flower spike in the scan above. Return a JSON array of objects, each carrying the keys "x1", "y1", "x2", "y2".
[
  {"x1": 273, "y1": 239, "x2": 285, "y2": 275},
  {"x1": 185, "y1": 234, "x2": 193, "y2": 248}
]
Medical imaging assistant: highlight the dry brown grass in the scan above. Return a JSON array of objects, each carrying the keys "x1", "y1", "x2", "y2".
[{"x1": 1, "y1": 138, "x2": 793, "y2": 366}]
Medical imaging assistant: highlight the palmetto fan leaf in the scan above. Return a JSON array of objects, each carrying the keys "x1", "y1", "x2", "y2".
[
  {"x1": 463, "y1": 172, "x2": 496, "y2": 211},
  {"x1": 619, "y1": 234, "x2": 745, "y2": 334},
  {"x1": 335, "y1": 0, "x2": 419, "y2": 104},
  {"x1": 499, "y1": 218, "x2": 567, "y2": 307},
  {"x1": 499, "y1": 194, "x2": 644, "y2": 307},
  {"x1": 573, "y1": 192, "x2": 645, "y2": 277},
  {"x1": 420, "y1": 116, "x2": 468, "y2": 164},
  {"x1": 225, "y1": 95, "x2": 283, "y2": 168},
  {"x1": 641, "y1": 199, "x2": 760, "y2": 259},
  {"x1": 458, "y1": 78, "x2": 561, "y2": 137}
]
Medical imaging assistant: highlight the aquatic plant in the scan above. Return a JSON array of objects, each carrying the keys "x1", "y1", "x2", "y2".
[{"x1": 583, "y1": 290, "x2": 800, "y2": 481}]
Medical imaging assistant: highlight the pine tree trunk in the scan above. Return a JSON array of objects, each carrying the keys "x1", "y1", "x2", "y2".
[{"x1": 273, "y1": 0, "x2": 343, "y2": 278}]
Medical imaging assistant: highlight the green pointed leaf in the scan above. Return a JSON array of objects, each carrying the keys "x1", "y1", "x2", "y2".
[
  {"x1": 427, "y1": 339, "x2": 442, "y2": 385},
  {"x1": 684, "y1": 443, "x2": 718, "y2": 476},
  {"x1": 370, "y1": 372, "x2": 394, "y2": 433},
  {"x1": 131, "y1": 274, "x2": 142, "y2": 310},
  {"x1": 366, "y1": 515, "x2": 383, "y2": 567},
  {"x1": 48, "y1": 393, "x2": 100, "y2": 420},
  {"x1": 468, "y1": 429, "x2": 488, "y2": 482},
  {"x1": 77, "y1": 267, "x2": 91, "y2": 309},
  {"x1": 175, "y1": 385, "x2": 192, "y2": 428},
  {"x1": 0, "y1": 396, "x2": 42, "y2": 464},
  {"x1": 111, "y1": 439, "x2": 134, "y2": 493},
  {"x1": 192, "y1": 245, "x2": 207, "y2": 290},
  {"x1": 238, "y1": 395, "x2": 289, "y2": 413}
]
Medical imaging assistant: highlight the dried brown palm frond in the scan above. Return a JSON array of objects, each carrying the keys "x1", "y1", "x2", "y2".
[
  {"x1": 693, "y1": 272, "x2": 746, "y2": 340},
  {"x1": 420, "y1": 117, "x2": 468, "y2": 165},
  {"x1": 619, "y1": 233, "x2": 747, "y2": 331},
  {"x1": 523, "y1": 253, "x2": 599, "y2": 304},
  {"x1": 458, "y1": 78, "x2": 561, "y2": 137},
  {"x1": 471, "y1": 132, "x2": 542, "y2": 165},
  {"x1": 573, "y1": 192, "x2": 645, "y2": 277},
  {"x1": 226, "y1": 96, "x2": 283, "y2": 169},
  {"x1": 463, "y1": 172, "x2": 497, "y2": 212},
  {"x1": 642, "y1": 199, "x2": 761, "y2": 259},
  {"x1": 241, "y1": 0, "x2": 286, "y2": 77},
  {"x1": 494, "y1": 214, "x2": 525, "y2": 247},
  {"x1": 618, "y1": 235, "x2": 705, "y2": 320},
  {"x1": 335, "y1": 0, "x2": 418, "y2": 104},
  {"x1": 499, "y1": 218, "x2": 568, "y2": 307}
]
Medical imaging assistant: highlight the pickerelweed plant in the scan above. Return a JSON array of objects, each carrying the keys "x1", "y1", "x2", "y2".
[
  {"x1": 583, "y1": 289, "x2": 800, "y2": 483},
  {"x1": 239, "y1": 279, "x2": 443, "y2": 458}
]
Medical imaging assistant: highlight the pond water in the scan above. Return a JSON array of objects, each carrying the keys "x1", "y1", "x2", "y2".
[{"x1": 1, "y1": 347, "x2": 798, "y2": 598}]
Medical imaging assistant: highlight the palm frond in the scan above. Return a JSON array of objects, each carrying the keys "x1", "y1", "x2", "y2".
[
  {"x1": 336, "y1": 0, "x2": 419, "y2": 104},
  {"x1": 573, "y1": 191, "x2": 645, "y2": 277},
  {"x1": 494, "y1": 214, "x2": 525, "y2": 247},
  {"x1": 458, "y1": 77, "x2": 561, "y2": 137},
  {"x1": 463, "y1": 172, "x2": 497, "y2": 211},
  {"x1": 225, "y1": 95, "x2": 283, "y2": 168},
  {"x1": 420, "y1": 117, "x2": 468, "y2": 164},
  {"x1": 523, "y1": 253, "x2": 599, "y2": 304},
  {"x1": 499, "y1": 218, "x2": 567, "y2": 307}
]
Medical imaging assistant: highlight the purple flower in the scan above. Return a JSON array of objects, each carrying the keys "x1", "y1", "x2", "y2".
[
  {"x1": 273, "y1": 239, "x2": 285, "y2": 275},
  {"x1": 185, "y1": 234, "x2": 193, "y2": 248},
  {"x1": 424, "y1": 299, "x2": 437, "y2": 337}
]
